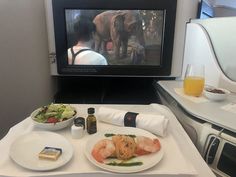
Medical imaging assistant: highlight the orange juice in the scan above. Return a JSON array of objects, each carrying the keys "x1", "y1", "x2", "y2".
[{"x1": 184, "y1": 76, "x2": 205, "y2": 96}]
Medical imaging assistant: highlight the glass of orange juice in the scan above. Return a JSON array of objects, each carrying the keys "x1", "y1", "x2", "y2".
[{"x1": 184, "y1": 64, "x2": 205, "y2": 97}]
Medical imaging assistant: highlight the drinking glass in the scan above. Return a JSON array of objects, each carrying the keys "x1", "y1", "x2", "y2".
[{"x1": 184, "y1": 64, "x2": 205, "y2": 97}]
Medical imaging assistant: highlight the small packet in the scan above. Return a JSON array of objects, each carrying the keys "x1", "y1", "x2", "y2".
[{"x1": 38, "y1": 147, "x2": 62, "y2": 161}]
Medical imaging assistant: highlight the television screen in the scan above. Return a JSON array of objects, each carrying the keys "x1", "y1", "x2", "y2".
[
  {"x1": 52, "y1": 0, "x2": 177, "y2": 76},
  {"x1": 65, "y1": 10, "x2": 165, "y2": 66}
]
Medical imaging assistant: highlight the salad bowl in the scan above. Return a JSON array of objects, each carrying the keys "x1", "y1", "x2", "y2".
[{"x1": 31, "y1": 104, "x2": 77, "y2": 131}]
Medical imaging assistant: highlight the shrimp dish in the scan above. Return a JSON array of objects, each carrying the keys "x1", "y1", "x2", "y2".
[
  {"x1": 91, "y1": 134, "x2": 161, "y2": 163},
  {"x1": 91, "y1": 139, "x2": 116, "y2": 163}
]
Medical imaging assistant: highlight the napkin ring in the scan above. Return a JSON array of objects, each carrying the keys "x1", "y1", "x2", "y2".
[{"x1": 124, "y1": 112, "x2": 139, "y2": 127}]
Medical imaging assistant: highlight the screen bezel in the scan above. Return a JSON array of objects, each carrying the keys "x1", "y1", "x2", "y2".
[{"x1": 52, "y1": 0, "x2": 177, "y2": 76}]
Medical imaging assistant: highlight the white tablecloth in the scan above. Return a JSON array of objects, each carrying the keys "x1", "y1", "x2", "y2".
[{"x1": 0, "y1": 104, "x2": 216, "y2": 177}]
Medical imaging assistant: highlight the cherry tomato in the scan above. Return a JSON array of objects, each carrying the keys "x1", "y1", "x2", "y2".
[{"x1": 47, "y1": 117, "x2": 58, "y2": 123}]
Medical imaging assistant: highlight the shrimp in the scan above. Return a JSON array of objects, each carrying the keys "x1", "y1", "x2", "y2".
[
  {"x1": 135, "y1": 136, "x2": 161, "y2": 156},
  {"x1": 91, "y1": 139, "x2": 116, "y2": 163}
]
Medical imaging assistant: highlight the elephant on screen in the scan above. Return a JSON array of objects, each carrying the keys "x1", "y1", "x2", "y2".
[{"x1": 93, "y1": 10, "x2": 145, "y2": 58}]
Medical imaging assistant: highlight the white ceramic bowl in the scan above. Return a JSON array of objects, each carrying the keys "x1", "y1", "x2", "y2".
[
  {"x1": 31, "y1": 105, "x2": 77, "y2": 131},
  {"x1": 204, "y1": 87, "x2": 230, "y2": 101}
]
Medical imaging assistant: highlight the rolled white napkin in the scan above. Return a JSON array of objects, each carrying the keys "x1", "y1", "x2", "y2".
[{"x1": 97, "y1": 107, "x2": 169, "y2": 137}]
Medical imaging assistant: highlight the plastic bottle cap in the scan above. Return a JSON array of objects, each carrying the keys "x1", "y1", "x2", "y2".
[
  {"x1": 88, "y1": 107, "x2": 95, "y2": 114},
  {"x1": 74, "y1": 117, "x2": 85, "y2": 130}
]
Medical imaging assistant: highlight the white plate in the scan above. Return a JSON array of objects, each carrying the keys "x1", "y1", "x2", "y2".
[
  {"x1": 9, "y1": 131, "x2": 73, "y2": 171},
  {"x1": 84, "y1": 127, "x2": 164, "y2": 173}
]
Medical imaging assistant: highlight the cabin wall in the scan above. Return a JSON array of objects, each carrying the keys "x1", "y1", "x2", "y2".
[
  {"x1": 0, "y1": 0, "x2": 56, "y2": 139},
  {"x1": 214, "y1": 6, "x2": 236, "y2": 17}
]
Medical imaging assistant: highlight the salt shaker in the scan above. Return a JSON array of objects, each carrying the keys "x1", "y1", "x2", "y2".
[{"x1": 71, "y1": 117, "x2": 85, "y2": 139}]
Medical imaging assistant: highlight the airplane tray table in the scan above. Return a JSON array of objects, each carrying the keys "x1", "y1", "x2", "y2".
[
  {"x1": 0, "y1": 104, "x2": 216, "y2": 177},
  {"x1": 157, "y1": 80, "x2": 236, "y2": 133}
]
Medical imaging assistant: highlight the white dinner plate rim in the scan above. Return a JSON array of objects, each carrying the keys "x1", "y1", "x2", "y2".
[{"x1": 84, "y1": 127, "x2": 164, "y2": 173}]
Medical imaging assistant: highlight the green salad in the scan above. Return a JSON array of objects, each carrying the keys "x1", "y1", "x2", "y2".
[{"x1": 33, "y1": 104, "x2": 76, "y2": 123}]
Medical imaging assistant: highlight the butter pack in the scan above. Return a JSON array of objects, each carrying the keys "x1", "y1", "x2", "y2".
[{"x1": 38, "y1": 147, "x2": 62, "y2": 161}]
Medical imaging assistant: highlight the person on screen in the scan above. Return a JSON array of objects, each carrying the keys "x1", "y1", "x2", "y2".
[{"x1": 67, "y1": 17, "x2": 108, "y2": 65}]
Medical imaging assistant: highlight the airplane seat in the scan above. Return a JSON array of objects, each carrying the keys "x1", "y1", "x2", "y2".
[{"x1": 180, "y1": 17, "x2": 236, "y2": 93}]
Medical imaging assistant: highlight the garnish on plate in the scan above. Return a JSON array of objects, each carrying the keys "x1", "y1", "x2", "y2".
[
  {"x1": 104, "y1": 133, "x2": 136, "y2": 138},
  {"x1": 106, "y1": 161, "x2": 143, "y2": 166}
]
